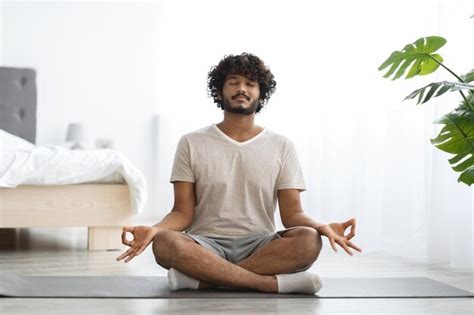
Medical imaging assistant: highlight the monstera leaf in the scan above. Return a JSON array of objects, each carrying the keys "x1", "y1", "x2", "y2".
[
  {"x1": 457, "y1": 90, "x2": 474, "y2": 112},
  {"x1": 431, "y1": 109, "x2": 474, "y2": 185},
  {"x1": 405, "y1": 81, "x2": 474, "y2": 105},
  {"x1": 378, "y1": 36, "x2": 446, "y2": 80},
  {"x1": 458, "y1": 70, "x2": 474, "y2": 111},
  {"x1": 461, "y1": 69, "x2": 474, "y2": 83}
]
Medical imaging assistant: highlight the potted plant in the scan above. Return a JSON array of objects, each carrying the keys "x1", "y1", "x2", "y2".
[{"x1": 379, "y1": 36, "x2": 474, "y2": 185}]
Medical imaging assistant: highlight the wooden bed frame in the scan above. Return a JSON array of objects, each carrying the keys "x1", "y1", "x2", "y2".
[
  {"x1": 0, "y1": 67, "x2": 134, "y2": 251},
  {"x1": 0, "y1": 184, "x2": 132, "y2": 250}
]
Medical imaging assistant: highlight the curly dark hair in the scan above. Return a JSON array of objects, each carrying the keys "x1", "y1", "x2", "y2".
[{"x1": 207, "y1": 52, "x2": 277, "y2": 113}]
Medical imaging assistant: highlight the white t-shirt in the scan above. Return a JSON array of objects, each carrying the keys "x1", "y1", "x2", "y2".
[{"x1": 170, "y1": 124, "x2": 306, "y2": 237}]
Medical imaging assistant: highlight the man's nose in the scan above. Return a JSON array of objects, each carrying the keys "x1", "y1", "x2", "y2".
[{"x1": 236, "y1": 83, "x2": 247, "y2": 94}]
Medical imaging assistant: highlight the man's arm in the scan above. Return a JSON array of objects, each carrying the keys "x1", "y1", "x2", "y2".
[
  {"x1": 278, "y1": 188, "x2": 362, "y2": 255},
  {"x1": 116, "y1": 181, "x2": 196, "y2": 263},
  {"x1": 152, "y1": 181, "x2": 196, "y2": 233},
  {"x1": 278, "y1": 189, "x2": 325, "y2": 230}
]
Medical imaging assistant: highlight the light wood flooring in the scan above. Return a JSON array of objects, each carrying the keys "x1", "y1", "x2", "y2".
[{"x1": 0, "y1": 227, "x2": 472, "y2": 314}]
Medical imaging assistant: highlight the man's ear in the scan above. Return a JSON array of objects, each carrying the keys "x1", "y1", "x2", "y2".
[{"x1": 217, "y1": 91, "x2": 223, "y2": 100}]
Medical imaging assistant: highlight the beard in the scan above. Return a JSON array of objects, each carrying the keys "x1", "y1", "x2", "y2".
[{"x1": 221, "y1": 95, "x2": 260, "y2": 115}]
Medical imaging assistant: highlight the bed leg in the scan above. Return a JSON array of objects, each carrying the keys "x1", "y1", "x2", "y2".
[{"x1": 87, "y1": 227, "x2": 123, "y2": 250}]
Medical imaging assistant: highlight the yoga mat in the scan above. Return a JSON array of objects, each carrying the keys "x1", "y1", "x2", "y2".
[{"x1": 0, "y1": 273, "x2": 472, "y2": 298}]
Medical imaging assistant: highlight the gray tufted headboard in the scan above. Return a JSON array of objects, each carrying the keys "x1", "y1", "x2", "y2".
[{"x1": 0, "y1": 67, "x2": 37, "y2": 143}]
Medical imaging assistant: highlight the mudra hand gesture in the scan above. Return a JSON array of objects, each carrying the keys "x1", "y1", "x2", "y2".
[
  {"x1": 317, "y1": 218, "x2": 362, "y2": 256},
  {"x1": 116, "y1": 225, "x2": 158, "y2": 263}
]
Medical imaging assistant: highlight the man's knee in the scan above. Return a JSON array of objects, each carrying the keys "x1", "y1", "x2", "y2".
[
  {"x1": 290, "y1": 226, "x2": 323, "y2": 267},
  {"x1": 152, "y1": 230, "x2": 189, "y2": 268}
]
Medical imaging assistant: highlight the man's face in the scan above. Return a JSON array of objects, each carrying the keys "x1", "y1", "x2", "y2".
[{"x1": 219, "y1": 74, "x2": 261, "y2": 115}]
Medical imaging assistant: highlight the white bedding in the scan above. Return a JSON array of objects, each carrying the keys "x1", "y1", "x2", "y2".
[{"x1": 0, "y1": 130, "x2": 147, "y2": 213}]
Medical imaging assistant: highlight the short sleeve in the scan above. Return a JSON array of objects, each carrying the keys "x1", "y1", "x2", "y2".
[
  {"x1": 169, "y1": 136, "x2": 195, "y2": 183},
  {"x1": 277, "y1": 140, "x2": 306, "y2": 191}
]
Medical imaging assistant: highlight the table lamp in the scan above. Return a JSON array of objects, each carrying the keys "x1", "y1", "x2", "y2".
[{"x1": 66, "y1": 123, "x2": 86, "y2": 150}]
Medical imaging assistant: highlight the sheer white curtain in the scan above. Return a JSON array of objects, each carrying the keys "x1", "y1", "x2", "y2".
[{"x1": 153, "y1": 0, "x2": 473, "y2": 269}]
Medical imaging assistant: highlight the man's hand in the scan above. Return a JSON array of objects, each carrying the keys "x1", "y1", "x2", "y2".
[
  {"x1": 116, "y1": 225, "x2": 158, "y2": 263},
  {"x1": 317, "y1": 218, "x2": 362, "y2": 256},
  {"x1": 329, "y1": 218, "x2": 357, "y2": 240}
]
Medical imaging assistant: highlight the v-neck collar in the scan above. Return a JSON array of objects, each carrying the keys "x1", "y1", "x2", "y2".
[{"x1": 212, "y1": 124, "x2": 267, "y2": 147}]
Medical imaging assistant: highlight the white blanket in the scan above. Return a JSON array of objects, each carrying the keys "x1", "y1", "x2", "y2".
[{"x1": 0, "y1": 130, "x2": 147, "y2": 213}]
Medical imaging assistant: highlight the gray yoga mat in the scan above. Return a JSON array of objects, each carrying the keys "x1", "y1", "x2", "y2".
[{"x1": 0, "y1": 273, "x2": 472, "y2": 298}]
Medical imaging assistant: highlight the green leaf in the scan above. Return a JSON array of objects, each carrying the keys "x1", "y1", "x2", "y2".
[
  {"x1": 404, "y1": 81, "x2": 474, "y2": 104},
  {"x1": 378, "y1": 36, "x2": 446, "y2": 80},
  {"x1": 459, "y1": 167, "x2": 474, "y2": 185},
  {"x1": 430, "y1": 109, "x2": 474, "y2": 185},
  {"x1": 461, "y1": 69, "x2": 474, "y2": 83},
  {"x1": 456, "y1": 90, "x2": 474, "y2": 111}
]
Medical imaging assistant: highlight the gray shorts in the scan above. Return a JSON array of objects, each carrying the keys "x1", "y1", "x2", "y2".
[{"x1": 184, "y1": 227, "x2": 312, "y2": 273}]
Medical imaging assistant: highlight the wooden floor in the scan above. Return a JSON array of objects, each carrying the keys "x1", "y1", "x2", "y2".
[{"x1": 0, "y1": 227, "x2": 472, "y2": 314}]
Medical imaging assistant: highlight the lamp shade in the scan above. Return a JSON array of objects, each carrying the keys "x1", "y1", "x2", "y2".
[{"x1": 65, "y1": 123, "x2": 86, "y2": 143}]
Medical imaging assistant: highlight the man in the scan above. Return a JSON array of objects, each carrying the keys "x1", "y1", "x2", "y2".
[{"x1": 117, "y1": 53, "x2": 362, "y2": 294}]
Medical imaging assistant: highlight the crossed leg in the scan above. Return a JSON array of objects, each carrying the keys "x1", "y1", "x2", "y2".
[{"x1": 152, "y1": 227, "x2": 322, "y2": 293}]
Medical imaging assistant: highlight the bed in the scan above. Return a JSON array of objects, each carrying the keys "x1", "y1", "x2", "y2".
[{"x1": 0, "y1": 67, "x2": 137, "y2": 250}]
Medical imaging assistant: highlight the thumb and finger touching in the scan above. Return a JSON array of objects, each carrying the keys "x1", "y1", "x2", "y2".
[
  {"x1": 343, "y1": 218, "x2": 356, "y2": 240},
  {"x1": 117, "y1": 226, "x2": 157, "y2": 262},
  {"x1": 121, "y1": 228, "x2": 133, "y2": 247}
]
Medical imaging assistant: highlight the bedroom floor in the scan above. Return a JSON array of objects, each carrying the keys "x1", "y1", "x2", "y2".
[{"x1": 0, "y1": 227, "x2": 472, "y2": 315}]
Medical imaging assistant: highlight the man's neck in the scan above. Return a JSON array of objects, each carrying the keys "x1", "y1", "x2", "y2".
[{"x1": 216, "y1": 112, "x2": 262, "y2": 141}]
